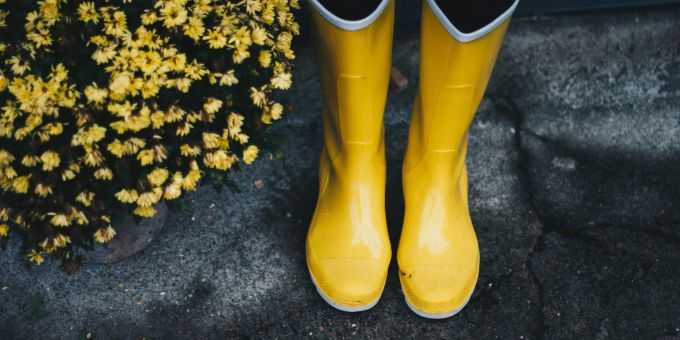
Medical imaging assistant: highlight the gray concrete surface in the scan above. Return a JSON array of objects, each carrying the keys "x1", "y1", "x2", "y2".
[{"x1": 2, "y1": 5, "x2": 680, "y2": 339}]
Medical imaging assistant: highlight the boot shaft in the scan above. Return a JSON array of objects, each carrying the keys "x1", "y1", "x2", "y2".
[
  {"x1": 404, "y1": 0, "x2": 515, "y2": 176},
  {"x1": 308, "y1": 0, "x2": 394, "y2": 166}
]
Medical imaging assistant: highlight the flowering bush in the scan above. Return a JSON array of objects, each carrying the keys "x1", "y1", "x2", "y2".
[{"x1": 0, "y1": 0, "x2": 299, "y2": 269}]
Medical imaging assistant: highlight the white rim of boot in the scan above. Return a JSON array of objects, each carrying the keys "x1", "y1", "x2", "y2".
[
  {"x1": 307, "y1": 261, "x2": 382, "y2": 312},
  {"x1": 426, "y1": 0, "x2": 519, "y2": 43},
  {"x1": 403, "y1": 286, "x2": 475, "y2": 319},
  {"x1": 307, "y1": 0, "x2": 390, "y2": 31}
]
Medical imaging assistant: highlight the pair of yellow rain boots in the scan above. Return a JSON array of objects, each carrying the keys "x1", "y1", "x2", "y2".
[{"x1": 305, "y1": 0, "x2": 517, "y2": 318}]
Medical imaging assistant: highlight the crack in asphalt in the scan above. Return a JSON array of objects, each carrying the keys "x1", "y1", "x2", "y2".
[
  {"x1": 493, "y1": 95, "x2": 548, "y2": 340},
  {"x1": 491, "y1": 93, "x2": 680, "y2": 340}
]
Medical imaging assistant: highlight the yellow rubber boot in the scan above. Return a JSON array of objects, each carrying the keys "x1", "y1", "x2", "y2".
[
  {"x1": 397, "y1": 0, "x2": 517, "y2": 318},
  {"x1": 305, "y1": 0, "x2": 394, "y2": 311}
]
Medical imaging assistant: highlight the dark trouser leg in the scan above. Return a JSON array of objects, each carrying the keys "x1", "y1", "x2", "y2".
[
  {"x1": 316, "y1": 0, "x2": 383, "y2": 20},
  {"x1": 433, "y1": 0, "x2": 516, "y2": 33}
]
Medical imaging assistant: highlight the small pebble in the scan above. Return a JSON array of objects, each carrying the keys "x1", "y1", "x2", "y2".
[
  {"x1": 254, "y1": 179, "x2": 265, "y2": 189},
  {"x1": 389, "y1": 66, "x2": 409, "y2": 94}
]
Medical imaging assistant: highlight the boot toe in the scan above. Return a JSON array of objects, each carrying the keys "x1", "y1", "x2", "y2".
[
  {"x1": 399, "y1": 265, "x2": 478, "y2": 317},
  {"x1": 308, "y1": 258, "x2": 388, "y2": 310}
]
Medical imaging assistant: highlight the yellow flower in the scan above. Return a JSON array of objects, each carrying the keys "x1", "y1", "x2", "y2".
[
  {"x1": 94, "y1": 168, "x2": 113, "y2": 180},
  {"x1": 124, "y1": 138, "x2": 146, "y2": 154},
  {"x1": 227, "y1": 113, "x2": 244, "y2": 138},
  {"x1": 182, "y1": 169, "x2": 201, "y2": 190},
  {"x1": 109, "y1": 72, "x2": 131, "y2": 96},
  {"x1": 7, "y1": 56, "x2": 30, "y2": 75},
  {"x1": 0, "y1": 150, "x2": 14, "y2": 165},
  {"x1": 21, "y1": 155, "x2": 38, "y2": 167},
  {"x1": 180, "y1": 144, "x2": 201, "y2": 157},
  {"x1": 204, "y1": 150, "x2": 236, "y2": 170},
  {"x1": 84, "y1": 84, "x2": 108, "y2": 104},
  {"x1": 4, "y1": 166, "x2": 16, "y2": 179},
  {"x1": 147, "y1": 168, "x2": 169, "y2": 187},
  {"x1": 134, "y1": 206, "x2": 156, "y2": 218},
  {"x1": 27, "y1": 250, "x2": 44, "y2": 265},
  {"x1": 137, "y1": 149, "x2": 155, "y2": 166},
  {"x1": 0, "y1": 73, "x2": 7, "y2": 92},
  {"x1": 219, "y1": 70, "x2": 239, "y2": 86},
  {"x1": 141, "y1": 10, "x2": 159, "y2": 25},
  {"x1": 39, "y1": 237, "x2": 56, "y2": 254},
  {"x1": 276, "y1": 32, "x2": 293, "y2": 52},
  {"x1": 251, "y1": 27, "x2": 268, "y2": 45},
  {"x1": 53, "y1": 234, "x2": 71, "y2": 248},
  {"x1": 246, "y1": 0, "x2": 263, "y2": 15},
  {"x1": 249, "y1": 87, "x2": 267, "y2": 107},
  {"x1": 105, "y1": 11, "x2": 128, "y2": 36},
  {"x1": 271, "y1": 72, "x2": 292, "y2": 90},
  {"x1": 115, "y1": 189, "x2": 138, "y2": 204},
  {"x1": 166, "y1": 52, "x2": 187, "y2": 72},
  {"x1": 163, "y1": 184, "x2": 182, "y2": 200},
  {"x1": 258, "y1": 50, "x2": 271, "y2": 68},
  {"x1": 183, "y1": 16, "x2": 205, "y2": 41},
  {"x1": 236, "y1": 133, "x2": 249, "y2": 144},
  {"x1": 0, "y1": 223, "x2": 8, "y2": 237},
  {"x1": 150, "y1": 111, "x2": 166, "y2": 129},
  {"x1": 270, "y1": 102, "x2": 283, "y2": 120},
  {"x1": 108, "y1": 139, "x2": 126, "y2": 157},
  {"x1": 94, "y1": 226, "x2": 117, "y2": 243},
  {"x1": 62, "y1": 163, "x2": 80, "y2": 181},
  {"x1": 50, "y1": 214, "x2": 70, "y2": 227},
  {"x1": 202, "y1": 133, "x2": 222, "y2": 149},
  {"x1": 42, "y1": 123, "x2": 63, "y2": 136},
  {"x1": 160, "y1": 2, "x2": 188, "y2": 28},
  {"x1": 76, "y1": 191, "x2": 95, "y2": 207},
  {"x1": 203, "y1": 29, "x2": 227, "y2": 49},
  {"x1": 70, "y1": 207, "x2": 89, "y2": 225},
  {"x1": 77, "y1": 2, "x2": 99, "y2": 23},
  {"x1": 261, "y1": 5, "x2": 275, "y2": 24},
  {"x1": 261, "y1": 113, "x2": 272, "y2": 124},
  {"x1": 72, "y1": 125, "x2": 107, "y2": 145},
  {"x1": 243, "y1": 145, "x2": 259, "y2": 165},
  {"x1": 233, "y1": 45, "x2": 250, "y2": 64},
  {"x1": 40, "y1": 151, "x2": 61, "y2": 171},
  {"x1": 203, "y1": 98, "x2": 223, "y2": 114},
  {"x1": 184, "y1": 60, "x2": 207, "y2": 80},
  {"x1": 174, "y1": 78, "x2": 192, "y2": 92},
  {"x1": 34, "y1": 183, "x2": 53, "y2": 197},
  {"x1": 92, "y1": 45, "x2": 117, "y2": 64},
  {"x1": 230, "y1": 27, "x2": 252, "y2": 47},
  {"x1": 12, "y1": 176, "x2": 30, "y2": 194},
  {"x1": 154, "y1": 145, "x2": 168, "y2": 163},
  {"x1": 137, "y1": 191, "x2": 160, "y2": 207}
]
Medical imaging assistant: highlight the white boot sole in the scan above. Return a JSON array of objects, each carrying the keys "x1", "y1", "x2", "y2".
[
  {"x1": 403, "y1": 287, "x2": 475, "y2": 319},
  {"x1": 307, "y1": 263, "x2": 382, "y2": 312}
]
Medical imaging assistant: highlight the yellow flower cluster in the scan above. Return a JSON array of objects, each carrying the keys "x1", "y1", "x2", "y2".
[{"x1": 0, "y1": 0, "x2": 299, "y2": 268}]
